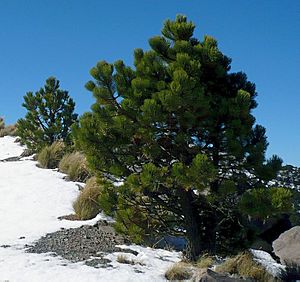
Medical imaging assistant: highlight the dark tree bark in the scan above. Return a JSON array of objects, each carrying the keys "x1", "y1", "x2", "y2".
[{"x1": 179, "y1": 189, "x2": 217, "y2": 260}]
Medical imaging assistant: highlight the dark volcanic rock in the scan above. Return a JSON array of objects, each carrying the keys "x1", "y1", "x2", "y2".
[
  {"x1": 20, "y1": 149, "x2": 35, "y2": 158},
  {"x1": 193, "y1": 268, "x2": 245, "y2": 282},
  {"x1": 85, "y1": 257, "x2": 113, "y2": 268},
  {"x1": 0, "y1": 244, "x2": 11, "y2": 248},
  {"x1": 57, "y1": 214, "x2": 80, "y2": 221},
  {"x1": 0, "y1": 156, "x2": 21, "y2": 162},
  {"x1": 26, "y1": 220, "x2": 137, "y2": 263}
]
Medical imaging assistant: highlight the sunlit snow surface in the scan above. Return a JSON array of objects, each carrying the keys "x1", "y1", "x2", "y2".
[
  {"x1": 0, "y1": 137, "x2": 180, "y2": 281},
  {"x1": 251, "y1": 249, "x2": 286, "y2": 278},
  {"x1": 0, "y1": 136, "x2": 24, "y2": 160}
]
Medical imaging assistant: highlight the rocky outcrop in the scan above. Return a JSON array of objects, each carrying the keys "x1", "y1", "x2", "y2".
[{"x1": 273, "y1": 226, "x2": 300, "y2": 265}]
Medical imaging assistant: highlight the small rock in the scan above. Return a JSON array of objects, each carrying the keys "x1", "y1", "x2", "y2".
[
  {"x1": 1, "y1": 156, "x2": 21, "y2": 162},
  {"x1": 85, "y1": 258, "x2": 112, "y2": 268},
  {"x1": 193, "y1": 268, "x2": 244, "y2": 282},
  {"x1": 20, "y1": 149, "x2": 34, "y2": 158},
  {"x1": 58, "y1": 214, "x2": 80, "y2": 221},
  {"x1": 134, "y1": 269, "x2": 144, "y2": 274}
]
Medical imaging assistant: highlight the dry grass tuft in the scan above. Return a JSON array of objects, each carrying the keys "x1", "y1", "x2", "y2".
[
  {"x1": 73, "y1": 177, "x2": 102, "y2": 220},
  {"x1": 59, "y1": 151, "x2": 90, "y2": 182},
  {"x1": 165, "y1": 262, "x2": 192, "y2": 281},
  {"x1": 0, "y1": 117, "x2": 4, "y2": 130},
  {"x1": 196, "y1": 254, "x2": 214, "y2": 269},
  {"x1": 37, "y1": 141, "x2": 65, "y2": 169},
  {"x1": 116, "y1": 254, "x2": 135, "y2": 265},
  {"x1": 215, "y1": 251, "x2": 275, "y2": 281},
  {"x1": 0, "y1": 124, "x2": 17, "y2": 137}
]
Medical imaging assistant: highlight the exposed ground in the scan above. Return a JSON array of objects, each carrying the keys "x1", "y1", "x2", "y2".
[{"x1": 26, "y1": 220, "x2": 137, "y2": 263}]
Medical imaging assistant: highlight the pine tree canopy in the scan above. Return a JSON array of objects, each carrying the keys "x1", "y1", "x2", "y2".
[
  {"x1": 73, "y1": 15, "x2": 292, "y2": 260},
  {"x1": 17, "y1": 77, "x2": 78, "y2": 151}
]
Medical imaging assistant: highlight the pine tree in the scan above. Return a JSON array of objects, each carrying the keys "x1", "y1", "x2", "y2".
[
  {"x1": 17, "y1": 77, "x2": 78, "y2": 151},
  {"x1": 74, "y1": 16, "x2": 291, "y2": 259}
]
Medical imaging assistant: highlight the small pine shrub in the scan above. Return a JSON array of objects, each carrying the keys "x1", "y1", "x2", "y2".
[
  {"x1": 215, "y1": 251, "x2": 276, "y2": 281},
  {"x1": 37, "y1": 141, "x2": 65, "y2": 169},
  {"x1": 16, "y1": 77, "x2": 78, "y2": 151},
  {"x1": 73, "y1": 177, "x2": 102, "y2": 220},
  {"x1": 165, "y1": 262, "x2": 192, "y2": 281},
  {"x1": 59, "y1": 151, "x2": 90, "y2": 182}
]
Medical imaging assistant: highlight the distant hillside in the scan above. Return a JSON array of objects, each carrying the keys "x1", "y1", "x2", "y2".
[{"x1": 268, "y1": 165, "x2": 300, "y2": 190}]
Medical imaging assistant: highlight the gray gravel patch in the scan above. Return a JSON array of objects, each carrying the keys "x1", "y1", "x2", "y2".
[{"x1": 26, "y1": 220, "x2": 138, "y2": 264}]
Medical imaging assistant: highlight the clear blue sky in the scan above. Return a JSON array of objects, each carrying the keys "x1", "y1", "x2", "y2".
[{"x1": 0, "y1": 1, "x2": 299, "y2": 165}]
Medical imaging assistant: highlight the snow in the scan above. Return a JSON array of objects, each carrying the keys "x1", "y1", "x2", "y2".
[
  {"x1": 250, "y1": 249, "x2": 286, "y2": 278},
  {"x1": 0, "y1": 137, "x2": 180, "y2": 281},
  {"x1": 0, "y1": 136, "x2": 24, "y2": 160}
]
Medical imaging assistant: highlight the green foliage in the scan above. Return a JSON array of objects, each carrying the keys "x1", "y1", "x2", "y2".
[
  {"x1": 74, "y1": 15, "x2": 288, "y2": 259},
  {"x1": 290, "y1": 190, "x2": 300, "y2": 225},
  {"x1": 59, "y1": 151, "x2": 90, "y2": 182},
  {"x1": 97, "y1": 181, "x2": 118, "y2": 216},
  {"x1": 171, "y1": 154, "x2": 216, "y2": 191},
  {"x1": 17, "y1": 77, "x2": 78, "y2": 151},
  {"x1": 37, "y1": 141, "x2": 65, "y2": 169},
  {"x1": 218, "y1": 180, "x2": 237, "y2": 196},
  {"x1": 239, "y1": 187, "x2": 294, "y2": 220},
  {"x1": 114, "y1": 212, "x2": 145, "y2": 244}
]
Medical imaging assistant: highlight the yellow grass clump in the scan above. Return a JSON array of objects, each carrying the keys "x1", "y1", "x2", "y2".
[
  {"x1": 215, "y1": 251, "x2": 277, "y2": 281},
  {"x1": 73, "y1": 177, "x2": 102, "y2": 220},
  {"x1": 165, "y1": 262, "x2": 192, "y2": 281},
  {"x1": 59, "y1": 151, "x2": 90, "y2": 182},
  {"x1": 37, "y1": 141, "x2": 65, "y2": 169},
  {"x1": 196, "y1": 254, "x2": 214, "y2": 269},
  {"x1": 0, "y1": 124, "x2": 17, "y2": 137}
]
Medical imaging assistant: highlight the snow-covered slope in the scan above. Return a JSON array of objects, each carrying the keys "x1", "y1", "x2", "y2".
[
  {"x1": 0, "y1": 137, "x2": 180, "y2": 282},
  {"x1": 0, "y1": 136, "x2": 24, "y2": 160}
]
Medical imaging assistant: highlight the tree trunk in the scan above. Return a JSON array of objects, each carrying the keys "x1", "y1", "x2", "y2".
[
  {"x1": 186, "y1": 219, "x2": 204, "y2": 261},
  {"x1": 180, "y1": 189, "x2": 215, "y2": 261}
]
